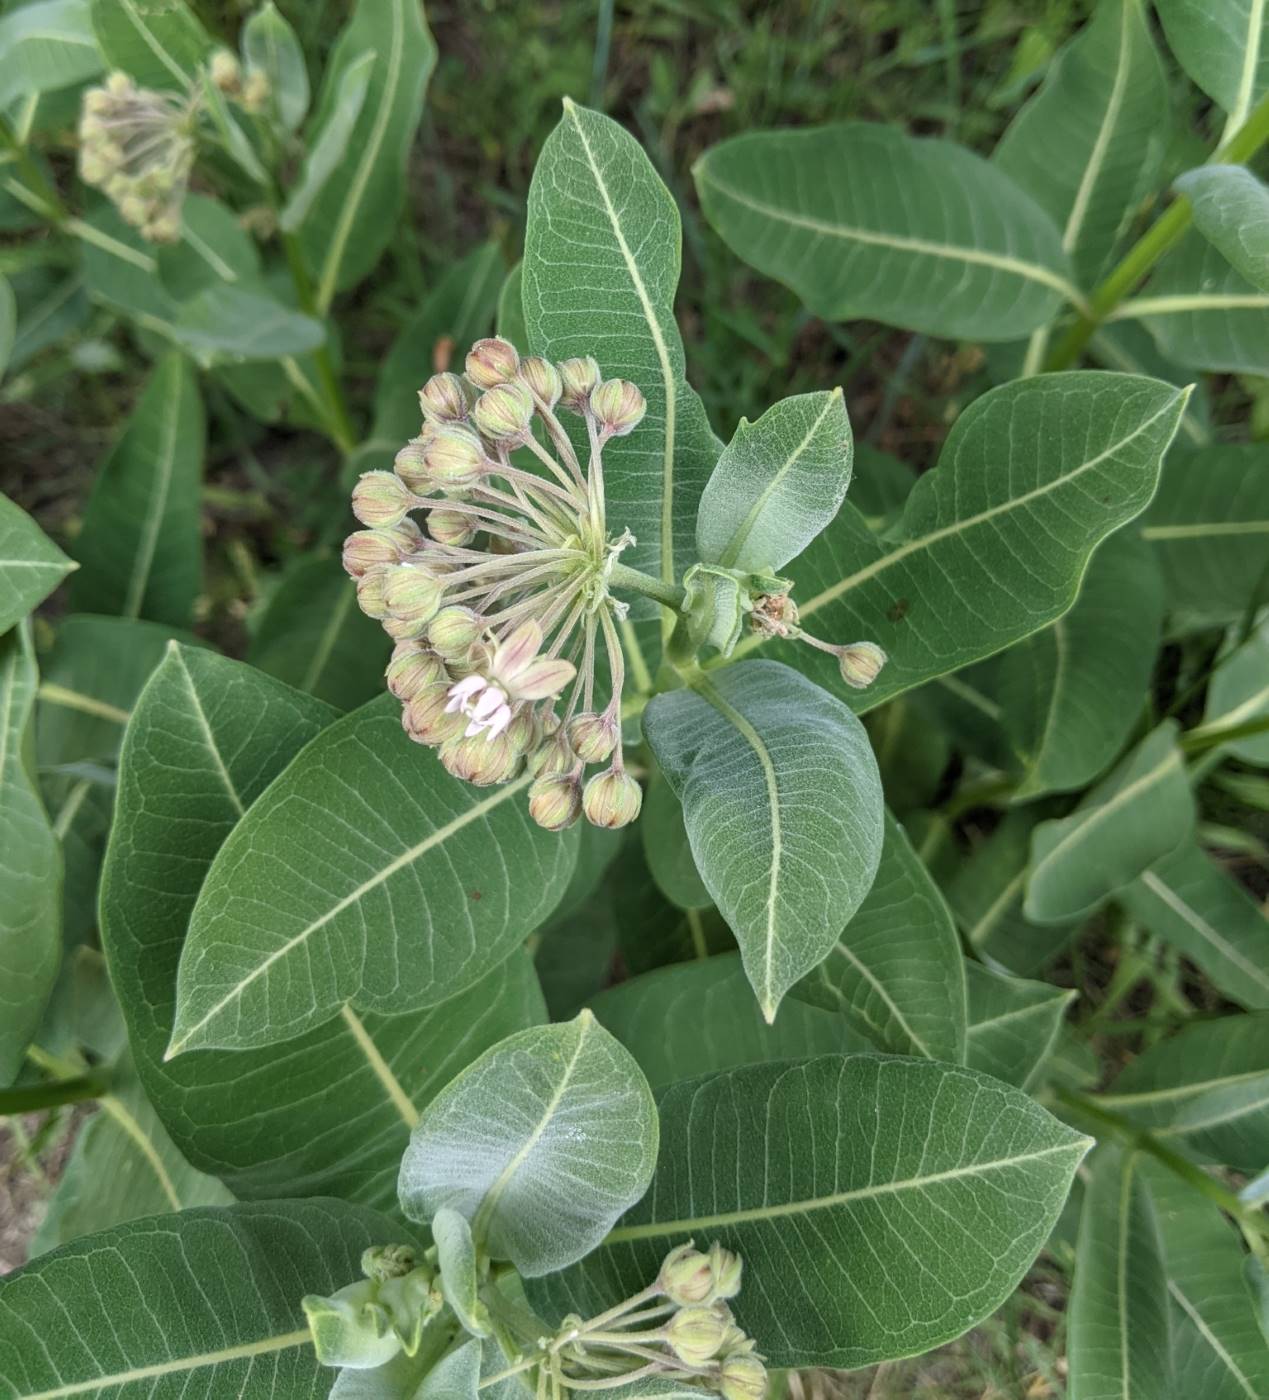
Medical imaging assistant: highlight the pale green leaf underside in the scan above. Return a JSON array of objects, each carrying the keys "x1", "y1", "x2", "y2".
[
  {"x1": 0, "y1": 0, "x2": 102, "y2": 113},
  {"x1": 0, "y1": 492, "x2": 75, "y2": 635},
  {"x1": 1203, "y1": 620, "x2": 1269, "y2": 763},
  {"x1": 1178, "y1": 165, "x2": 1269, "y2": 292},
  {"x1": 1155, "y1": 0, "x2": 1269, "y2": 128}
]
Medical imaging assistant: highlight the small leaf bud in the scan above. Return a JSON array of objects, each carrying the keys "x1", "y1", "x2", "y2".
[
  {"x1": 516, "y1": 356, "x2": 563, "y2": 408},
  {"x1": 424, "y1": 425, "x2": 486, "y2": 489},
  {"x1": 355, "y1": 567, "x2": 390, "y2": 619},
  {"x1": 660, "y1": 1244, "x2": 714, "y2": 1305},
  {"x1": 209, "y1": 49, "x2": 241, "y2": 93},
  {"x1": 394, "y1": 437, "x2": 433, "y2": 493},
  {"x1": 426, "y1": 606, "x2": 484, "y2": 662},
  {"x1": 719, "y1": 1353, "x2": 767, "y2": 1400},
  {"x1": 667, "y1": 1306, "x2": 730, "y2": 1367},
  {"x1": 465, "y1": 336, "x2": 520, "y2": 389},
  {"x1": 426, "y1": 507, "x2": 477, "y2": 547},
  {"x1": 302, "y1": 1280, "x2": 400, "y2": 1369},
  {"x1": 558, "y1": 355, "x2": 601, "y2": 409},
  {"x1": 473, "y1": 381, "x2": 535, "y2": 443},
  {"x1": 439, "y1": 731, "x2": 522, "y2": 786},
  {"x1": 403, "y1": 685, "x2": 468, "y2": 746},
  {"x1": 383, "y1": 564, "x2": 443, "y2": 626},
  {"x1": 528, "y1": 773, "x2": 582, "y2": 831},
  {"x1": 590, "y1": 378, "x2": 647, "y2": 437},
  {"x1": 352, "y1": 470, "x2": 414, "y2": 528},
  {"x1": 419, "y1": 372, "x2": 469, "y2": 424},
  {"x1": 837, "y1": 641, "x2": 887, "y2": 690},
  {"x1": 361, "y1": 1244, "x2": 417, "y2": 1282},
  {"x1": 385, "y1": 642, "x2": 447, "y2": 700},
  {"x1": 566, "y1": 711, "x2": 618, "y2": 764}
]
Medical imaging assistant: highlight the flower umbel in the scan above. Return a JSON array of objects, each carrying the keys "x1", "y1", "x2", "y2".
[{"x1": 347, "y1": 337, "x2": 648, "y2": 830}]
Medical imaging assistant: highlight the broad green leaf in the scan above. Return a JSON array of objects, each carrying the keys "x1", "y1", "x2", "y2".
[
  {"x1": 295, "y1": 0, "x2": 436, "y2": 308},
  {"x1": 0, "y1": 0, "x2": 103, "y2": 111},
  {"x1": 864, "y1": 692, "x2": 951, "y2": 814},
  {"x1": 90, "y1": 0, "x2": 211, "y2": 89},
  {"x1": 6, "y1": 266, "x2": 90, "y2": 373},
  {"x1": 100, "y1": 646, "x2": 546, "y2": 1212},
  {"x1": 726, "y1": 372, "x2": 1187, "y2": 711},
  {"x1": 0, "y1": 1200, "x2": 406, "y2": 1397},
  {"x1": 497, "y1": 261, "x2": 527, "y2": 348},
  {"x1": 696, "y1": 389, "x2": 852, "y2": 572},
  {"x1": 280, "y1": 51, "x2": 374, "y2": 233},
  {"x1": 694, "y1": 123, "x2": 1074, "y2": 342},
  {"x1": 48, "y1": 774, "x2": 113, "y2": 948},
  {"x1": 793, "y1": 813, "x2": 967, "y2": 1063},
  {"x1": 607, "y1": 834, "x2": 733, "y2": 974},
  {"x1": 1203, "y1": 624, "x2": 1269, "y2": 763},
  {"x1": 30, "y1": 1050, "x2": 231, "y2": 1254},
  {"x1": 524, "y1": 100, "x2": 720, "y2": 609},
  {"x1": 1025, "y1": 722, "x2": 1194, "y2": 924},
  {"x1": 997, "y1": 529, "x2": 1165, "y2": 797},
  {"x1": 433, "y1": 1209, "x2": 488, "y2": 1337},
  {"x1": 641, "y1": 768, "x2": 711, "y2": 911},
  {"x1": 169, "y1": 692, "x2": 576, "y2": 1055},
  {"x1": 643, "y1": 660, "x2": 884, "y2": 1021},
  {"x1": 993, "y1": 0, "x2": 1169, "y2": 289},
  {"x1": 172, "y1": 283, "x2": 326, "y2": 362},
  {"x1": 1155, "y1": 0, "x2": 1269, "y2": 129},
  {"x1": 418, "y1": 1338, "x2": 481, "y2": 1400},
  {"x1": 1098, "y1": 1014, "x2": 1269, "y2": 1170},
  {"x1": 242, "y1": 1, "x2": 309, "y2": 132},
  {"x1": 0, "y1": 492, "x2": 75, "y2": 634},
  {"x1": 68, "y1": 353, "x2": 204, "y2": 627},
  {"x1": 1089, "y1": 317, "x2": 1214, "y2": 447},
  {"x1": 530, "y1": 1055, "x2": 1091, "y2": 1369},
  {"x1": 964, "y1": 961, "x2": 1074, "y2": 1090},
  {"x1": 398, "y1": 1011, "x2": 659, "y2": 1277},
  {"x1": 0, "y1": 625, "x2": 61, "y2": 1085},
  {"x1": 589, "y1": 952, "x2": 870, "y2": 1089},
  {"x1": 247, "y1": 555, "x2": 392, "y2": 712},
  {"x1": 848, "y1": 444, "x2": 915, "y2": 528},
  {"x1": 534, "y1": 823, "x2": 622, "y2": 1017},
  {"x1": 1122, "y1": 231, "x2": 1269, "y2": 375},
  {"x1": 1146, "y1": 1163, "x2": 1269, "y2": 1400},
  {"x1": 1140, "y1": 444, "x2": 1269, "y2": 628},
  {"x1": 1067, "y1": 1147, "x2": 1171, "y2": 1400},
  {"x1": 1121, "y1": 841, "x2": 1269, "y2": 1009},
  {"x1": 1178, "y1": 165, "x2": 1269, "y2": 292}
]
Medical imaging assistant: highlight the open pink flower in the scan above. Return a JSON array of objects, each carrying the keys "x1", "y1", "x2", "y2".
[{"x1": 444, "y1": 621, "x2": 575, "y2": 742}]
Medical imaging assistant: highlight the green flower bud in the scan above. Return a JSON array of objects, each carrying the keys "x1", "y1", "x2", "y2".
[
  {"x1": 506, "y1": 707, "x2": 542, "y2": 756},
  {"x1": 590, "y1": 378, "x2": 647, "y2": 437},
  {"x1": 837, "y1": 641, "x2": 887, "y2": 690},
  {"x1": 426, "y1": 606, "x2": 484, "y2": 661},
  {"x1": 343, "y1": 527, "x2": 410, "y2": 577},
  {"x1": 583, "y1": 768, "x2": 642, "y2": 829},
  {"x1": 210, "y1": 48, "x2": 241, "y2": 93},
  {"x1": 355, "y1": 567, "x2": 390, "y2": 619},
  {"x1": 528, "y1": 773, "x2": 582, "y2": 831},
  {"x1": 352, "y1": 470, "x2": 414, "y2": 528},
  {"x1": 566, "y1": 711, "x2": 617, "y2": 764},
  {"x1": 426, "y1": 507, "x2": 477, "y2": 547},
  {"x1": 385, "y1": 642, "x2": 447, "y2": 700},
  {"x1": 302, "y1": 1279, "x2": 400, "y2": 1370},
  {"x1": 394, "y1": 437, "x2": 433, "y2": 493},
  {"x1": 424, "y1": 425, "x2": 486, "y2": 488},
  {"x1": 383, "y1": 564, "x2": 444, "y2": 626},
  {"x1": 719, "y1": 1352, "x2": 767, "y2": 1400},
  {"x1": 530, "y1": 731, "x2": 575, "y2": 778},
  {"x1": 419, "y1": 372, "x2": 469, "y2": 424},
  {"x1": 667, "y1": 1306, "x2": 730, "y2": 1367},
  {"x1": 377, "y1": 1268, "x2": 441, "y2": 1357},
  {"x1": 473, "y1": 381, "x2": 534, "y2": 443},
  {"x1": 361, "y1": 1243, "x2": 417, "y2": 1282},
  {"x1": 403, "y1": 685, "x2": 467, "y2": 746},
  {"x1": 241, "y1": 68, "x2": 270, "y2": 113},
  {"x1": 439, "y1": 731, "x2": 522, "y2": 787},
  {"x1": 465, "y1": 336, "x2": 520, "y2": 389},
  {"x1": 106, "y1": 71, "x2": 132, "y2": 96},
  {"x1": 516, "y1": 356, "x2": 563, "y2": 408},
  {"x1": 660, "y1": 1244, "x2": 714, "y2": 1305},
  {"x1": 558, "y1": 355, "x2": 601, "y2": 409},
  {"x1": 708, "y1": 1242, "x2": 743, "y2": 1301}
]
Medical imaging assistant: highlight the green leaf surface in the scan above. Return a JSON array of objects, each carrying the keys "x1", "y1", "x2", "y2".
[
  {"x1": 644, "y1": 660, "x2": 883, "y2": 1021},
  {"x1": 727, "y1": 372, "x2": 1187, "y2": 711},
  {"x1": 90, "y1": 0, "x2": 211, "y2": 89},
  {"x1": 589, "y1": 952, "x2": 870, "y2": 1089},
  {"x1": 0, "y1": 1200, "x2": 405, "y2": 1397},
  {"x1": 1155, "y1": 0, "x2": 1269, "y2": 128},
  {"x1": 1203, "y1": 622, "x2": 1269, "y2": 763},
  {"x1": 1178, "y1": 165, "x2": 1269, "y2": 292},
  {"x1": 101, "y1": 646, "x2": 546, "y2": 1212},
  {"x1": 695, "y1": 122, "x2": 1074, "y2": 341},
  {"x1": 997, "y1": 528, "x2": 1165, "y2": 797},
  {"x1": 964, "y1": 961, "x2": 1074, "y2": 1090},
  {"x1": 1120, "y1": 841, "x2": 1269, "y2": 1009},
  {"x1": 531, "y1": 1054, "x2": 1090, "y2": 1369},
  {"x1": 68, "y1": 352, "x2": 204, "y2": 627},
  {"x1": 398, "y1": 1011, "x2": 659, "y2": 1277},
  {"x1": 280, "y1": 51, "x2": 374, "y2": 233},
  {"x1": 6, "y1": 267, "x2": 90, "y2": 374},
  {"x1": 0, "y1": 626, "x2": 60, "y2": 1086},
  {"x1": 0, "y1": 0, "x2": 103, "y2": 111},
  {"x1": 1025, "y1": 722, "x2": 1194, "y2": 924},
  {"x1": 433, "y1": 1209, "x2": 487, "y2": 1337},
  {"x1": 523, "y1": 100, "x2": 720, "y2": 606},
  {"x1": 792, "y1": 813, "x2": 966, "y2": 1062},
  {"x1": 1066, "y1": 1147, "x2": 1171, "y2": 1400},
  {"x1": 242, "y1": 1, "x2": 309, "y2": 132},
  {"x1": 295, "y1": 0, "x2": 436, "y2": 308},
  {"x1": 0, "y1": 492, "x2": 75, "y2": 635},
  {"x1": 496, "y1": 261, "x2": 527, "y2": 348},
  {"x1": 640, "y1": 768, "x2": 711, "y2": 911},
  {"x1": 1098, "y1": 1014, "x2": 1269, "y2": 1170},
  {"x1": 696, "y1": 389, "x2": 852, "y2": 573}
]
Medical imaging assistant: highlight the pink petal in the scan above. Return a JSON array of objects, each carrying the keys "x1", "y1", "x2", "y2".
[
  {"x1": 494, "y1": 619, "x2": 544, "y2": 682},
  {"x1": 511, "y1": 657, "x2": 576, "y2": 701},
  {"x1": 486, "y1": 704, "x2": 513, "y2": 740},
  {"x1": 471, "y1": 685, "x2": 508, "y2": 721}
]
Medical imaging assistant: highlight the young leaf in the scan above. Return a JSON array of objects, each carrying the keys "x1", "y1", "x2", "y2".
[
  {"x1": 696, "y1": 388, "x2": 852, "y2": 572},
  {"x1": 1025, "y1": 721, "x2": 1194, "y2": 924},
  {"x1": 0, "y1": 1200, "x2": 408, "y2": 1396},
  {"x1": 523, "y1": 100, "x2": 720, "y2": 610},
  {"x1": 590, "y1": 952, "x2": 871, "y2": 1089},
  {"x1": 1098, "y1": 1014, "x2": 1269, "y2": 1170},
  {"x1": 1120, "y1": 841, "x2": 1269, "y2": 1009},
  {"x1": 432, "y1": 1208, "x2": 488, "y2": 1337},
  {"x1": 1177, "y1": 165, "x2": 1269, "y2": 292},
  {"x1": 644, "y1": 660, "x2": 884, "y2": 1022},
  {"x1": 0, "y1": 491, "x2": 76, "y2": 633},
  {"x1": 90, "y1": 0, "x2": 211, "y2": 89},
  {"x1": 167, "y1": 692, "x2": 576, "y2": 1056},
  {"x1": 418, "y1": 1337, "x2": 482, "y2": 1400},
  {"x1": 398, "y1": 1011, "x2": 659, "y2": 1277},
  {"x1": 731, "y1": 372, "x2": 1188, "y2": 711},
  {"x1": 1155, "y1": 0, "x2": 1269, "y2": 129},
  {"x1": 1203, "y1": 622, "x2": 1269, "y2": 763},
  {"x1": 69, "y1": 352, "x2": 204, "y2": 627},
  {"x1": 0, "y1": 0, "x2": 104, "y2": 112},
  {"x1": 530, "y1": 1055, "x2": 1091, "y2": 1369},
  {"x1": 694, "y1": 123, "x2": 1074, "y2": 341},
  {"x1": 1066, "y1": 1147, "x2": 1171, "y2": 1400},
  {"x1": 792, "y1": 813, "x2": 967, "y2": 1063},
  {"x1": 101, "y1": 646, "x2": 546, "y2": 1211},
  {"x1": 964, "y1": 962, "x2": 1075, "y2": 1090},
  {"x1": 0, "y1": 625, "x2": 61, "y2": 1085},
  {"x1": 294, "y1": 0, "x2": 436, "y2": 308},
  {"x1": 242, "y1": 1, "x2": 310, "y2": 132}
]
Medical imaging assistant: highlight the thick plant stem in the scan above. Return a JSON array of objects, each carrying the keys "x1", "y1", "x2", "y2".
[
  {"x1": 0, "y1": 1073, "x2": 110, "y2": 1115},
  {"x1": 281, "y1": 231, "x2": 357, "y2": 454},
  {"x1": 608, "y1": 562, "x2": 685, "y2": 614},
  {"x1": 1046, "y1": 89, "x2": 1269, "y2": 371}
]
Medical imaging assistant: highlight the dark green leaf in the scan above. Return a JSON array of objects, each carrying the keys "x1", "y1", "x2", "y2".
[
  {"x1": 964, "y1": 961, "x2": 1074, "y2": 1090},
  {"x1": 0, "y1": 492, "x2": 75, "y2": 634}
]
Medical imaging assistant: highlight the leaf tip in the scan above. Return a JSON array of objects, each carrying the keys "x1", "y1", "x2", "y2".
[
  {"x1": 760, "y1": 996, "x2": 779, "y2": 1026},
  {"x1": 162, "y1": 1032, "x2": 188, "y2": 1062}
]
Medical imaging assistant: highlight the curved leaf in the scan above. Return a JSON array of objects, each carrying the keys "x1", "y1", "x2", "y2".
[
  {"x1": 0, "y1": 0, "x2": 103, "y2": 111},
  {"x1": 1155, "y1": 0, "x2": 1269, "y2": 129},
  {"x1": 964, "y1": 962, "x2": 1074, "y2": 1090},
  {"x1": 1203, "y1": 622, "x2": 1269, "y2": 764},
  {"x1": 0, "y1": 493, "x2": 75, "y2": 635},
  {"x1": 1178, "y1": 165, "x2": 1269, "y2": 292}
]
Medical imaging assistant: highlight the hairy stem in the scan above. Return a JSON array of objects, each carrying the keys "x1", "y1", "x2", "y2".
[{"x1": 608, "y1": 562, "x2": 685, "y2": 613}]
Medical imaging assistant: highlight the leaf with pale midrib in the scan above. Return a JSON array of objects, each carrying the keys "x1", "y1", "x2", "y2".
[
  {"x1": 0, "y1": 0, "x2": 103, "y2": 111},
  {"x1": 1155, "y1": 0, "x2": 1269, "y2": 126},
  {"x1": 0, "y1": 492, "x2": 75, "y2": 635},
  {"x1": 1178, "y1": 165, "x2": 1269, "y2": 293},
  {"x1": 1203, "y1": 620, "x2": 1269, "y2": 763},
  {"x1": 964, "y1": 962, "x2": 1074, "y2": 1090},
  {"x1": 530, "y1": 1055, "x2": 1089, "y2": 1369}
]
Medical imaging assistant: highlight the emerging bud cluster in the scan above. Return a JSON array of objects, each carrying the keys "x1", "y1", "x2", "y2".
[
  {"x1": 302, "y1": 1242, "x2": 443, "y2": 1370},
  {"x1": 346, "y1": 337, "x2": 650, "y2": 830}
]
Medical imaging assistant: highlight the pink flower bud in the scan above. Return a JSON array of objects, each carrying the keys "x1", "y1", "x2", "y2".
[
  {"x1": 419, "y1": 372, "x2": 469, "y2": 424},
  {"x1": 837, "y1": 641, "x2": 887, "y2": 690},
  {"x1": 465, "y1": 336, "x2": 519, "y2": 389},
  {"x1": 473, "y1": 382, "x2": 534, "y2": 443},
  {"x1": 582, "y1": 768, "x2": 642, "y2": 828},
  {"x1": 558, "y1": 355, "x2": 601, "y2": 410},
  {"x1": 589, "y1": 378, "x2": 646, "y2": 437},
  {"x1": 566, "y1": 711, "x2": 618, "y2": 764},
  {"x1": 352, "y1": 471, "x2": 414, "y2": 528},
  {"x1": 528, "y1": 774, "x2": 582, "y2": 831},
  {"x1": 516, "y1": 356, "x2": 563, "y2": 408}
]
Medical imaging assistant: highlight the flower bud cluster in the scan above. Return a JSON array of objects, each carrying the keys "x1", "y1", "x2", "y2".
[
  {"x1": 748, "y1": 586, "x2": 888, "y2": 692},
  {"x1": 302, "y1": 1243, "x2": 443, "y2": 1370},
  {"x1": 346, "y1": 337, "x2": 650, "y2": 830},
  {"x1": 209, "y1": 48, "x2": 272, "y2": 112}
]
